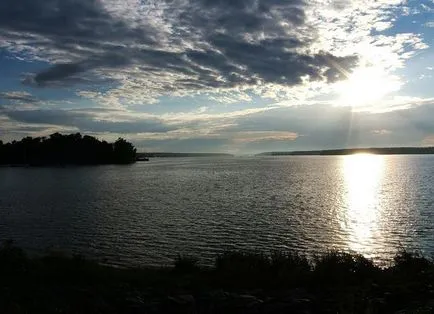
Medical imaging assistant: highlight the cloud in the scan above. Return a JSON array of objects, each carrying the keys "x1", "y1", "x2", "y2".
[
  {"x1": 0, "y1": 0, "x2": 431, "y2": 152},
  {"x1": 422, "y1": 135, "x2": 434, "y2": 146},
  {"x1": 1, "y1": 108, "x2": 174, "y2": 134},
  {"x1": 0, "y1": 114, "x2": 78, "y2": 142},
  {"x1": 134, "y1": 138, "x2": 231, "y2": 153},
  {"x1": 0, "y1": 91, "x2": 41, "y2": 110},
  {"x1": 0, "y1": 91, "x2": 38, "y2": 103},
  {"x1": 231, "y1": 131, "x2": 299, "y2": 143},
  {"x1": 211, "y1": 100, "x2": 434, "y2": 152},
  {"x1": 371, "y1": 129, "x2": 392, "y2": 135},
  {"x1": 106, "y1": 100, "x2": 434, "y2": 152},
  {"x1": 1, "y1": 0, "x2": 421, "y2": 107},
  {"x1": 3, "y1": 98, "x2": 434, "y2": 153}
]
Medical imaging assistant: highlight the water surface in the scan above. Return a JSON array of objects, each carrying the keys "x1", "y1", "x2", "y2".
[{"x1": 0, "y1": 155, "x2": 433, "y2": 266}]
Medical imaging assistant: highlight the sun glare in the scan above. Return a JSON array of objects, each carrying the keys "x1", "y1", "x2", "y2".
[{"x1": 337, "y1": 67, "x2": 401, "y2": 108}]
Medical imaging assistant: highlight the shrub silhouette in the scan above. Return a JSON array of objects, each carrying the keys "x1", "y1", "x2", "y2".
[
  {"x1": 0, "y1": 243, "x2": 433, "y2": 313},
  {"x1": 173, "y1": 254, "x2": 200, "y2": 273},
  {"x1": 313, "y1": 251, "x2": 378, "y2": 284},
  {"x1": 393, "y1": 249, "x2": 432, "y2": 274}
]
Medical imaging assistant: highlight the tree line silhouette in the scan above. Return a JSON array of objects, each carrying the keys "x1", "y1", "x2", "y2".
[
  {"x1": 258, "y1": 147, "x2": 434, "y2": 156},
  {"x1": 0, "y1": 133, "x2": 136, "y2": 166}
]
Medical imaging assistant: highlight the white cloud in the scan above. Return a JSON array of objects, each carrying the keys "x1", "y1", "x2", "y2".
[{"x1": 371, "y1": 129, "x2": 392, "y2": 135}]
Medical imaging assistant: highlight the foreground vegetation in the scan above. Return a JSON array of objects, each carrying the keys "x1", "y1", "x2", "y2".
[
  {"x1": 0, "y1": 133, "x2": 136, "y2": 166},
  {"x1": 1, "y1": 242, "x2": 433, "y2": 313}
]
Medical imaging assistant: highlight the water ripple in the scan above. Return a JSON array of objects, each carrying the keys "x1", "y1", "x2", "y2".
[{"x1": 0, "y1": 156, "x2": 434, "y2": 267}]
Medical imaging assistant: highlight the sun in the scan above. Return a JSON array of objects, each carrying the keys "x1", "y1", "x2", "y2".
[{"x1": 337, "y1": 67, "x2": 401, "y2": 107}]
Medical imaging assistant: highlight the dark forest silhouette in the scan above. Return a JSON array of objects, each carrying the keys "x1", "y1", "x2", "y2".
[{"x1": 0, "y1": 133, "x2": 136, "y2": 166}]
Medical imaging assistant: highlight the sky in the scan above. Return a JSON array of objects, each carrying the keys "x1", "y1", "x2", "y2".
[{"x1": 0, "y1": 0, "x2": 433, "y2": 154}]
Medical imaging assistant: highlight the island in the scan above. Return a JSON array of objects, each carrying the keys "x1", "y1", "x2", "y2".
[
  {"x1": 257, "y1": 147, "x2": 434, "y2": 156},
  {"x1": 0, "y1": 133, "x2": 137, "y2": 166}
]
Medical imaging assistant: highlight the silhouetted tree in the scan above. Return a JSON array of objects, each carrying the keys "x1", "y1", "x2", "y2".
[
  {"x1": 113, "y1": 138, "x2": 137, "y2": 164},
  {"x1": 0, "y1": 133, "x2": 136, "y2": 166}
]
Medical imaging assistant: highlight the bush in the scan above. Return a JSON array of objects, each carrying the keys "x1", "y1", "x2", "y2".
[
  {"x1": 393, "y1": 250, "x2": 433, "y2": 274},
  {"x1": 173, "y1": 254, "x2": 200, "y2": 273},
  {"x1": 213, "y1": 251, "x2": 312, "y2": 288},
  {"x1": 0, "y1": 240, "x2": 28, "y2": 275},
  {"x1": 215, "y1": 251, "x2": 269, "y2": 274},
  {"x1": 313, "y1": 251, "x2": 378, "y2": 284}
]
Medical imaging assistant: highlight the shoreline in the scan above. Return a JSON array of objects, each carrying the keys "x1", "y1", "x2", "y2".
[
  {"x1": 1, "y1": 242, "x2": 433, "y2": 313},
  {"x1": 257, "y1": 146, "x2": 434, "y2": 156}
]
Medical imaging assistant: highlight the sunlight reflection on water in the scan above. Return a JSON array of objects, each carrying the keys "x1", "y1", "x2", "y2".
[{"x1": 341, "y1": 154, "x2": 384, "y2": 258}]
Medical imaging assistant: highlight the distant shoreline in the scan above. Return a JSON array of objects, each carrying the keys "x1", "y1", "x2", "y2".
[
  {"x1": 136, "y1": 152, "x2": 234, "y2": 158},
  {"x1": 257, "y1": 147, "x2": 434, "y2": 156}
]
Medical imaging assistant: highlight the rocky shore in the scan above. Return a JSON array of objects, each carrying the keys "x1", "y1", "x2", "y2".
[{"x1": 1, "y1": 242, "x2": 433, "y2": 313}]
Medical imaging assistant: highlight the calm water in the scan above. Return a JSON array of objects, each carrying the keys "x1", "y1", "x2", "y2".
[{"x1": 1, "y1": 155, "x2": 433, "y2": 267}]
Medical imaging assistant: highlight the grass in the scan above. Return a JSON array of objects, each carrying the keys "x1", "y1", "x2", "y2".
[{"x1": 0, "y1": 241, "x2": 433, "y2": 313}]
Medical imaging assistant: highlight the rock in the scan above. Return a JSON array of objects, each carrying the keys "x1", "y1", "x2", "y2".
[
  {"x1": 235, "y1": 294, "x2": 263, "y2": 310},
  {"x1": 263, "y1": 301, "x2": 294, "y2": 314},
  {"x1": 222, "y1": 294, "x2": 263, "y2": 313},
  {"x1": 166, "y1": 294, "x2": 196, "y2": 314},
  {"x1": 268, "y1": 295, "x2": 311, "y2": 314},
  {"x1": 238, "y1": 294, "x2": 261, "y2": 302},
  {"x1": 169, "y1": 295, "x2": 196, "y2": 305},
  {"x1": 122, "y1": 295, "x2": 146, "y2": 314},
  {"x1": 209, "y1": 290, "x2": 230, "y2": 300},
  {"x1": 366, "y1": 297, "x2": 386, "y2": 313}
]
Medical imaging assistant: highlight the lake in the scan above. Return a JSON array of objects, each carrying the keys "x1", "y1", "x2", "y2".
[{"x1": 0, "y1": 155, "x2": 433, "y2": 267}]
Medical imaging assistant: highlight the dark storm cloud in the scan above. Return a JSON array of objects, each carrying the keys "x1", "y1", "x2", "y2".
[
  {"x1": 3, "y1": 109, "x2": 174, "y2": 134},
  {"x1": 0, "y1": 0, "x2": 157, "y2": 45},
  {"x1": 25, "y1": 63, "x2": 86, "y2": 87},
  {"x1": 22, "y1": 53, "x2": 130, "y2": 87},
  {"x1": 0, "y1": 0, "x2": 358, "y2": 93}
]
